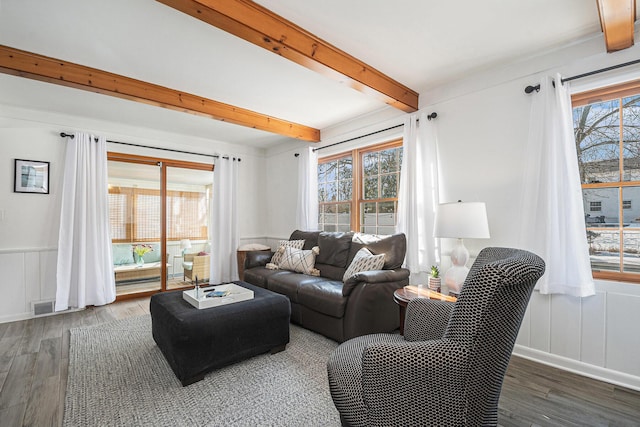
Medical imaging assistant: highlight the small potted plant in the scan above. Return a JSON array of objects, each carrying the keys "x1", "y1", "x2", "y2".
[{"x1": 428, "y1": 265, "x2": 441, "y2": 293}]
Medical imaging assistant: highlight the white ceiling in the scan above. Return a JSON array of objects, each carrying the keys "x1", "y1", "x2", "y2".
[{"x1": 0, "y1": 0, "x2": 633, "y2": 149}]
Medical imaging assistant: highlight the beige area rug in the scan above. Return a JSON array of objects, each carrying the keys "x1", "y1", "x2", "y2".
[{"x1": 64, "y1": 315, "x2": 341, "y2": 426}]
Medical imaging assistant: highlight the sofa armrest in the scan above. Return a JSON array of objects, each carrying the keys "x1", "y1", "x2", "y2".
[
  {"x1": 343, "y1": 268, "x2": 410, "y2": 297},
  {"x1": 245, "y1": 251, "x2": 274, "y2": 269},
  {"x1": 341, "y1": 269, "x2": 410, "y2": 341}
]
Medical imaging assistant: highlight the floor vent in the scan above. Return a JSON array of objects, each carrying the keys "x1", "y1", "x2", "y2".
[{"x1": 33, "y1": 301, "x2": 55, "y2": 316}]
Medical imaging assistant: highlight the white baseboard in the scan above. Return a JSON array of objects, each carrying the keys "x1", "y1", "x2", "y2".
[
  {"x1": 513, "y1": 344, "x2": 640, "y2": 392},
  {"x1": 0, "y1": 311, "x2": 34, "y2": 323},
  {"x1": 0, "y1": 306, "x2": 84, "y2": 324}
]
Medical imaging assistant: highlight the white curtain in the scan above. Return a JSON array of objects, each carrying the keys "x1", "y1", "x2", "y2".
[
  {"x1": 55, "y1": 132, "x2": 116, "y2": 311},
  {"x1": 520, "y1": 74, "x2": 595, "y2": 297},
  {"x1": 210, "y1": 157, "x2": 239, "y2": 283},
  {"x1": 296, "y1": 146, "x2": 319, "y2": 231},
  {"x1": 396, "y1": 111, "x2": 440, "y2": 282}
]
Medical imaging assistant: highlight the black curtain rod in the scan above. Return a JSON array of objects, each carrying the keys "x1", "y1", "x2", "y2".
[
  {"x1": 524, "y1": 57, "x2": 640, "y2": 94},
  {"x1": 59, "y1": 132, "x2": 241, "y2": 161},
  {"x1": 561, "y1": 57, "x2": 640, "y2": 84},
  {"x1": 313, "y1": 124, "x2": 402, "y2": 152},
  {"x1": 312, "y1": 112, "x2": 437, "y2": 153}
]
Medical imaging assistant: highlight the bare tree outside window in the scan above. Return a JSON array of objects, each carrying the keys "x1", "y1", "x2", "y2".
[
  {"x1": 574, "y1": 88, "x2": 640, "y2": 280},
  {"x1": 360, "y1": 147, "x2": 402, "y2": 235},
  {"x1": 318, "y1": 156, "x2": 353, "y2": 232},
  {"x1": 317, "y1": 141, "x2": 403, "y2": 235}
]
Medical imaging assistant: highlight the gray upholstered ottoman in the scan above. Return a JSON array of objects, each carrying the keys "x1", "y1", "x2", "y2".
[{"x1": 150, "y1": 281, "x2": 291, "y2": 386}]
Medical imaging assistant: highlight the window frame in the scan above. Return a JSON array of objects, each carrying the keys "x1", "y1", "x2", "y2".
[
  {"x1": 572, "y1": 79, "x2": 640, "y2": 283},
  {"x1": 317, "y1": 139, "x2": 402, "y2": 234},
  {"x1": 107, "y1": 153, "x2": 214, "y2": 242}
]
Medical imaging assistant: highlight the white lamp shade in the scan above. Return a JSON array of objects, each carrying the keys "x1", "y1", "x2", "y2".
[
  {"x1": 434, "y1": 201, "x2": 490, "y2": 239},
  {"x1": 180, "y1": 239, "x2": 192, "y2": 250}
]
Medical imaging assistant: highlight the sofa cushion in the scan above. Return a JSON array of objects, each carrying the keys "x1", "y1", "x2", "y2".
[
  {"x1": 343, "y1": 248, "x2": 385, "y2": 282},
  {"x1": 289, "y1": 230, "x2": 320, "y2": 250},
  {"x1": 112, "y1": 244, "x2": 134, "y2": 266},
  {"x1": 243, "y1": 267, "x2": 290, "y2": 289},
  {"x1": 270, "y1": 240, "x2": 305, "y2": 266},
  {"x1": 346, "y1": 233, "x2": 406, "y2": 270},
  {"x1": 266, "y1": 273, "x2": 327, "y2": 303},
  {"x1": 297, "y1": 279, "x2": 347, "y2": 318},
  {"x1": 315, "y1": 231, "x2": 353, "y2": 268},
  {"x1": 278, "y1": 246, "x2": 320, "y2": 276},
  {"x1": 314, "y1": 263, "x2": 347, "y2": 282}
]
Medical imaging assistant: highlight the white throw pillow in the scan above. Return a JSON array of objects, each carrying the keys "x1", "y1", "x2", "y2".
[
  {"x1": 238, "y1": 243, "x2": 271, "y2": 251},
  {"x1": 270, "y1": 239, "x2": 305, "y2": 266},
  {"x1": 343, "y1": 248, "x2": 385, "y2": 282},
  {"x1": 278, "y1": 246, "x2": 320, "y2": 276},
  {"x1": 352, "y1": 232, "x2": 385, "y2": 244}
]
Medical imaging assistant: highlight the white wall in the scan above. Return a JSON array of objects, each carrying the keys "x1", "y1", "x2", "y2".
[
  {"x1": 424, "y1": 32, "x2": 640, "y2": 391},
  {"x1": 0, "y1": 106, "x2": 268, "y2": 322},
  {"x1": 263, "y1": 34, "x2": 640, "y2": 390},
  {"x1": 264, "y1": 143, "x2": 301, "y2": 240}
]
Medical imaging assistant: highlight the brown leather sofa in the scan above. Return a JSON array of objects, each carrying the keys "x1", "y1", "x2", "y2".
[{"x1": 243, "y1": 230, "x2": 409, "y2": 342}]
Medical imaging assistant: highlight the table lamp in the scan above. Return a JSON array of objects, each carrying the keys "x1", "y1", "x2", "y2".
[
  {"x1": 434, "y1": 201, "x2": 490, "y2": 295},
  {"x1": 180, "y1": 239, "x2": 192, "y2": 256}
]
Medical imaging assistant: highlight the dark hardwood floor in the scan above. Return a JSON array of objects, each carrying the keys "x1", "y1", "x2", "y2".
[{"x1": 0, "y1": 297, "x2": 638, "y2": 426}]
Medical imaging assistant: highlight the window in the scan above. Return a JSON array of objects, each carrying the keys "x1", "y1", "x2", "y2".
[
  {"x1": 108, "y1": 187, "x2": 209, "y2": 242},
  {"x1": 318, "y1": 140, "x2": 402, "y2": 235},
  {"x1": 572, "y1": 79, "x2": 640, "y2": 282},
  {"x1": 318, "y1": 155, "x2": 352, "y2": 232}
]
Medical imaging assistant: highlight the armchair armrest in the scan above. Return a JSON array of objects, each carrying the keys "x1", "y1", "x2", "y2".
[
  {"x1": 343, "y1": 268, "x2": 410, "y2": 297},
  {"x1": 404, "y1": 298, "x2": 455, "y2": 342},
  {"x1": 193, "y1": 255, "x2": 210, "y2": 266},
  {"x1": 361, "y1": 339, "x2": 466, "y2": 425},
  {"x1": 245, "y1": 250, "x2": 274, "y2": 269}
]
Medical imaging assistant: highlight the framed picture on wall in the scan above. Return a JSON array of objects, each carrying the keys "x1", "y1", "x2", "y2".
[{"x1": 14, "y1": 159, "x2": 50, "y2": 194}]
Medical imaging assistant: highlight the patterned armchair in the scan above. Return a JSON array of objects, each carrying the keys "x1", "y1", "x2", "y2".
[
  {"x1": 183, "y1": 253, "x2": 210, "y2": 283},
  {"x1": 327, "y1": 247, "x2": 545, "y2": 426}
]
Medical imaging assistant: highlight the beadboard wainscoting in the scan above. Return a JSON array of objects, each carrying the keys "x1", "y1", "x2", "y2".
[
  {"x1": 0, "y1": 239, "x2": 271, "y2": 323},
  {"x1": 515, "y1": 281, "x2": 640, "y2": 391},
  {"x1": 1, "y1": 243, "x2": 639, "y2": 393},
  {"x1": 0, "y1": 247, "x2": 58, "y2": 323}
]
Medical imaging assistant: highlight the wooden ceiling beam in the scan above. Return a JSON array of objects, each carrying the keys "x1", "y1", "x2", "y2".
[
  {"x1": 0, "y1": 44, "x2": 320, "y2": 142},
  {"x1": 597, "y1": 0, "x2": 637, "y2": 52},
  {"x1": 156, "y1": 0, "x2": 419, "y2": 113}
]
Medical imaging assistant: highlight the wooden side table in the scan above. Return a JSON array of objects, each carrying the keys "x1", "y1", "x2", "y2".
[{"x1": 393, "y1": 286, "x2": 457, "y2": 335}]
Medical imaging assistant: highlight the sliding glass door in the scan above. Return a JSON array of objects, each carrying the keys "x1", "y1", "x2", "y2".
[
  {"x1": 166, "y1": 167, "x2": 213, "y2": 289},
  {"x1": 107, "y1": 153, "x2": 214, "y2": 299},
  {"x1": 108, "y1": 160, "x2": 163, "y2": 297}
]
